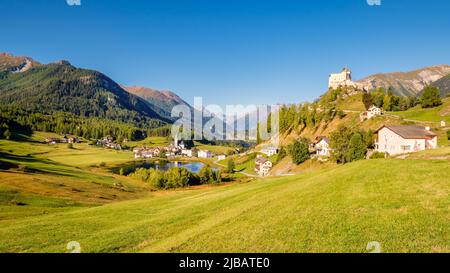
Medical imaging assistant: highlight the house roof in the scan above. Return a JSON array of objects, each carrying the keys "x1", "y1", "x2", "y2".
[
  {"x1": 255, "y1": 157, "x2": 269, "y2": 164},
  {"x1": 314, "y1": 136, "x2": 329, "y2": 145},
  {"x1": 376, "y1": 125, "x2": 437, "y2": 139}
]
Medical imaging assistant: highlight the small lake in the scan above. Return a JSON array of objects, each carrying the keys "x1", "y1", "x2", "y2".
[{"x1": 113, "y1": 161, "x2": 206, "y2": 175}]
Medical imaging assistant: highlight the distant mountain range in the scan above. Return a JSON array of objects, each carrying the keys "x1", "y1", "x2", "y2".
[
  {"x1": 357, "y1": 65, "x2": 450, "y2": 97},
  {"x1": 2, "y1": 51, "x2": 450, "y2": 134},
  {"x1": 123, "y1": 86, "x2": 192, "y2": 119}
]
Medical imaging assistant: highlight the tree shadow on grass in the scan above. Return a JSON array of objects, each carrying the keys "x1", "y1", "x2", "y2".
[{"x1": 0, "y1": 151, "x2": 81, "y2": 178}]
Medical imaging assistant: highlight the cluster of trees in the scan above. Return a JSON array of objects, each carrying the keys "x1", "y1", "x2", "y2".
[
  {"x1": 227, "y1": 159, "x2": 236, "y2": 173},
  {"x1": 329, "y1": 125, "x2": 374, "y2": 164},
  {"x1": 147, "y1": 125, "x2": 172, "y2": 137},
  {"x1": 128, "y1": 166, "x2": 221, "y2": 189},
  {"x1": 0, "y1": 112, "x2": 32, "y2": 140},
  {"x1": 0, "y1": 123, "x2": 12, "y2": 139},
  {"x1": 362, "y1": 88, "x2": 419, "y2": 111},
  {"x1": 288, "y1": 139, "x2": 310, "y2": 165},
  {"x1": 278, "y1": 103, "x2": 344, "y2": 135},
  {"x1": 420, "y1": 86, "x2": 442, "y2": 108},
  {"x1": 363, "y1": 86, "x2": 443, "y2": 111},
  {"x1": 0, "y1": 106, "x2": 149, "y2": 141}
]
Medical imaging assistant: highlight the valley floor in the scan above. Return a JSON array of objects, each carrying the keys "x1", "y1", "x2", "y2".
[{"x1": 1, "y1": 149, "x2": 449, "y2": 252}]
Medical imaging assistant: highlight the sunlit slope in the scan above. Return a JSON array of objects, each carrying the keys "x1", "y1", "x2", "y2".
[{"x1": 0, "y1": 158, "x2": 449, "y2": 253}]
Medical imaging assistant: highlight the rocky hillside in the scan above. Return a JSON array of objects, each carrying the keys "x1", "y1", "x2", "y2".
[
  {"x1": 123, "y1": 86, "x2": 192, "y2": 119},
  {"x1": 0, "y1": 52, "x2": 40, "y2": 73},
  {"x1": 357, "y1": 65, "x2": 450, "y2": 97}
]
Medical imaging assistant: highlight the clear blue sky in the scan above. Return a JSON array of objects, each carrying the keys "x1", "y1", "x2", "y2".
[{"x1": 1, "y1": 0, "x2": 450, "y2": 106}]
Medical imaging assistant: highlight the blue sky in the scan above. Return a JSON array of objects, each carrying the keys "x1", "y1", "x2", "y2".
[{"x1": 1, "y1": 0, "x2": 450, "y2": 106}]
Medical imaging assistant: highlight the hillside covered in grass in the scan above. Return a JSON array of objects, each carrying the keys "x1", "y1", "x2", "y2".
[
  {"x1": 390, "y1": 97, "x2": 450, "y2": 123},
  {"x1": 0, "y1": 155, "x2": 448, "y2": 253}
]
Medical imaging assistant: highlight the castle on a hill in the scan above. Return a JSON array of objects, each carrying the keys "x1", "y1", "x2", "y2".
[{"x1": 328, "y1": 67, "x2": 362, "y2": 90}]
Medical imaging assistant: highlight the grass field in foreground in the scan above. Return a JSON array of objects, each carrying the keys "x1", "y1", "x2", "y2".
[
  {"x1": 0, "y1": 133, "x2": 151, "y2": 220},
  {"x1": 0, "y1": 158, "x2": 448, "y2": 253}
]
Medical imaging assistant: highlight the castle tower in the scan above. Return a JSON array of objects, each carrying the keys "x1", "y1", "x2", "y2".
[{"x1": 329, "y1": 67, "x2": 356, "y2": 89}]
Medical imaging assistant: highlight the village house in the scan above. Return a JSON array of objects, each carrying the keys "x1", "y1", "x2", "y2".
[
  {"x1": 375, "y1": 125, "x2": 438, "y2": 156},
  {"x1": 60, "y1": 135, "x2": 80, "y2": 144},
  {"x1": 198, "y1": 150, "x2": 212, "y2": 159},
  {"x1": 181, "y1": 149, "x2": 193, "y2": 157},
  {"x1": 217, "y1": 154, "x2": 227, "y2": 161},
  {"x1": 255, "y1": 157, "x2": 273, "y2": 176},
  {"x1": 97, "y1": 136, "x2": 121, "y2": 150},
  {"x1": 441, "y1": 120, "x2": 446, "y2": 127},
  {"x1": 134, "y1": 147, "x2": 161, "y2": 159},
  {"x1": 67, "y1": 137, "x2": 80, "y2": 144},
  {"x1": 360, "y1": 105, "x2": 382, "y2": 121},
  {"x1": 133, "y1": 137, "x2": 193, "y2": 159},
  {"x1": 105, "y1": 142, "x2": 122, "y2": 150},
  {"x1": 261, "y1": 145, "x2": 278, "y2": 157},
  {"x1": 45, "y1": 137, "x2": 61, "y2": 145},
  {"x1": 313, "y1": 136, "x2": 331, "y2": 157}
]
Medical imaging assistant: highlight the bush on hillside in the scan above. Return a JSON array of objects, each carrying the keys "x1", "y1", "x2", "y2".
[
  {"x1": 128, "y1": 165, "x2": 221, "y2": 189},
  {"x1": 288, "y1": 139, "x2": 310, "y2": 165},
  {"x1": 370, "y1": 152, "x2": 386, "y2": 159},
  {"x1": 227, "y1": 159, "x2": 235, "y2": 173},
  {"x1": 330, "y1": 125, "x2": 373, "y2": 164},
  {"x1": 421, "y1": 86, "x2": 442, "y2": 108},
  {"x1": 199, "y1": 166, "x2": 221, "y2": 184},
  {"x1": 346, "y1": 133, "x2": 367, "y2": 162}
]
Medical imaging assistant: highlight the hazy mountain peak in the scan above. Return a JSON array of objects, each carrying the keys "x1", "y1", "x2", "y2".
[
  {"x1": 123, "y1": 85, "x2": 191, "y2": 119},
  {"x1": 356, "y1": 64, "x2": 450, "y2": 97}
]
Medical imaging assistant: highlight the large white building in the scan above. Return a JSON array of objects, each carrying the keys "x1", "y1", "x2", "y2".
[
  {"x1": 261, "y1": 145, "x2": 278, "y2": 157},
  {"x1": 329, "y1": 67, "x2": 361, "y2": 90},
  {"x1": 375, "y1": 125, "x2": 438, "y2": 155}
]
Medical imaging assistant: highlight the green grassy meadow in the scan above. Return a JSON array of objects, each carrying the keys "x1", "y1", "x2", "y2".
[
  {"x1": 0, "y1": 132, "x2": 152, "y2": 221},
  {"x1": 1, "y1": 155, "x2": 449, "y2": 253},
  {"x1": 390, "y1": 97, "x2": 450, "y2": 123}
]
